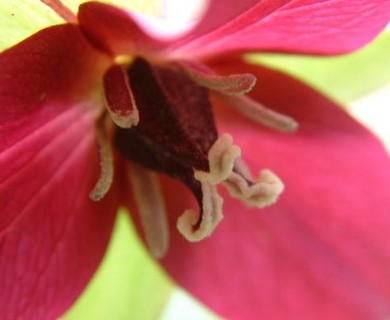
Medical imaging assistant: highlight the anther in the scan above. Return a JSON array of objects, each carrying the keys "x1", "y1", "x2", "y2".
[
  {"x1": 195, "y1": 134, "x2": 241, "y2": 184},
  {"x1": 128, "y1": 163, "x2": 169, "y2": 258},
  {"x1": 177, "y1": 60, "x2": 257, "y2": 95},
  {"x1": 103, "y1": 64, "x2": 139, "y2": 128},
  {"x1": 177, "y1": 178, "x2": 223, "y2": 242},
  {"x1": 224, "y1": 169, "x2": 284, "y2": 208},
  {"x1": 114, "y1": 57, "x2": 286, "y2": 243},
  {"x1": 40, "y1": 0, "x2": 77, "y2": 23},
  {"x1": 219, "y1": 94, "x2": 299, "y2": 133},
  {"x1": 90, "y1": 116, "x2": 114, "y2": 201},
  {"x1": 178, "y1": 134, "x2": 239, "y2": 241}
]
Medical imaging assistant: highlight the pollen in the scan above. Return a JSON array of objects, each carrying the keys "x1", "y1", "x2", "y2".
[{"x1": 114, "y1": 54, "x2": 134, "y2": 66}]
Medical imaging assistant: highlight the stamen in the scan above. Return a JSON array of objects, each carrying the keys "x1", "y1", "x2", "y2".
[
  {"x1": 128, "y1": 163, "x2": 169, "y2": 258},
  {"x1": 234, "y1": 157, "x2": 255, "y2": 181},
  {"x1": 40, "y1": 0, "x2": 77, "y2": 23},
  {"x1": 224, "y1": 169, "x2": 284, "y2": 208},
  {"x1": 103, "y1": 64, "x2": 139, "y2": 128},
  {"x1": 195, "y1": 134, "x2": 241, "y2": 185},
  {"x1": 219, "y1": 94, "x2": 299, "y2": 133},
  {"x1": 177, "y1": 60, "x2": 257, "y2": 95},
  {"x1": 177, "y1": 178, "x2": 223, "y2": 242},
  {"x1": 90, "y1": 117, "x2": 114, "y2": 201},
  {"x1": 178, "y1": 135, "x2": 239, "y2": 241},
  {"x1": 113, "y1": 58, "x2": 286, "y2": 243}
]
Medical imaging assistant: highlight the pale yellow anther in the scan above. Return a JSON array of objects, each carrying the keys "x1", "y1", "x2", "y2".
[
  {"x1": 177, "y1": 60, "x2": 257, "y2": 95},
  {"x1": 177, "y1": 179, "x2": 223, "y2": 242},
  {"x1": 194, "y1": 134, "x2": 241, "y2": 185},
  {"x1": 177, "y1": 134, "x2": 239, "y2": 241},
  {"x1": 219, "y1": 94, "x2": 299, "y2": 133},
  {"x1": 90, "y1": 117, "x2": 114, "y2": 201},
  {"x1": 224, "y1": 169, "x2": 284, "y2": 208}
]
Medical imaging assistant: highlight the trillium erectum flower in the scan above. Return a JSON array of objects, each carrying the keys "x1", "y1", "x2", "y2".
[{"x1": 1, "y1": 0, "x2": 390, "y2": 319}]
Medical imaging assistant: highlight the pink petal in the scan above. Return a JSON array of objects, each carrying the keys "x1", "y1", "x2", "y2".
[
  {"x1": 160, "y1": 61, "x2": 390, "y2": 319},
  {"x1": 76, "y1": 1, "x2": 259, "y2": 57},
  {"x1": 76, "y1": 1, "x2": 390, "y2": 60},
  {"x1": 77, "y1": 2, "x2": 169, "y2": 57},
  {"x1": 0, "y1": 24, "x2": 110, "y2": 152},
  {"x1": 174, "y1": 0, "x2": 260, "y2": 41},
  {"x1": 0, "y1": 25, "x2": 117, "y2": 319},
  {"x1": 171, "y1": 0, "x2": 390, "y2": 58}
]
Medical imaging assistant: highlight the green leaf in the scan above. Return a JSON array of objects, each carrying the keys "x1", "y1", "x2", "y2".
[
  {"x1": 63, "y1": 209, "x2": 173, "y2": 320},
  {"x1": 247, "y1": 32, "x2": 390, "y2": 104}
]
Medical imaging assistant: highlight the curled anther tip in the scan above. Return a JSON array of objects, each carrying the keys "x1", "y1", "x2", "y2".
[
  {"x1": 194, "y1": 134, "x2": 241, "y2": 185},
  {"x1": 177, "y1": 181, "x2": 223, "y2": 242},
  {"x1": 177, "y1": 208, "x2": 223, "y2": 243},
  {"x1": 224, "y1": 169, "x2": 284, "y2": 208},
  {"x1": 258, "y1": 169, "x2": 285, "y2": 199},
  {"x1": 176, "y1": 209, "x2": 204, "y2": 242}
]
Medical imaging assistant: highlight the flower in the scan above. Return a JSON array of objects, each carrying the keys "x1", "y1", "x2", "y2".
[{"x1": 1, "y1": 0, "x2": 390, "y2": 319}]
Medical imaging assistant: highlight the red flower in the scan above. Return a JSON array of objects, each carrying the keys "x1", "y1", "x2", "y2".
[{"x1": 1, "y1": 1, "x2": 390, "y2": 319}]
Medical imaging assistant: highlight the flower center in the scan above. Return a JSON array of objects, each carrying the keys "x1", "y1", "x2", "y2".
[
  {"x1": 92, "y1": 57, "x2": 291, "y2": 257},
  {"x1": 115, "y1": 58, "x2": 218, "y2": 194}
]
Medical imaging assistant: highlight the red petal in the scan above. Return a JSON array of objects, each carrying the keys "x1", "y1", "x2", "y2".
[
  {"x1": 76, "y1": 1, "x2": 260, "y2": 57},
  {"x1": 172, "y1": 0, "x2": 390, "y2": 58},
  {"x1": 0, "y1": 24, "x2": 110, "y2": 152},
  {"x1": 76, "y1": 1, "x2": 390, "y2": 60},
  {"x1": 160, "y1": 61, "x2": 390, "y2": 319},
  {"x1": 77, "y1": 2, "x2": 169, "y2": 56},
  {"x1": 0, "y1": 25, "x2": 117, "y2": 319},
  {"x1": 174, "y1": 0, "x2": 269, "y2": 45}
]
